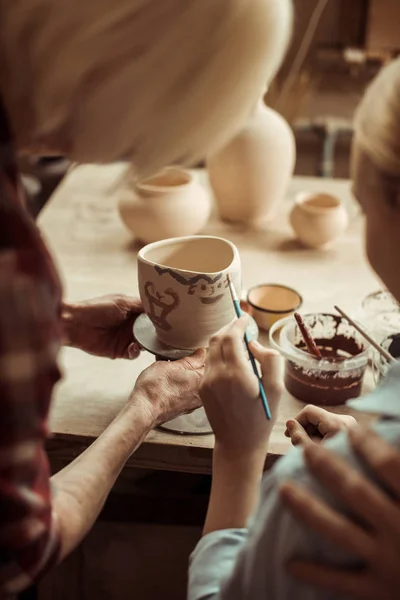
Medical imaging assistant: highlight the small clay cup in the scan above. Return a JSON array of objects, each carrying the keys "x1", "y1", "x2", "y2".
[
  {"x1": 290, "y1": 192, "x2": 349, "y2": 249},
  {"x1": 247, "y1": 284, "x2": 302, "y2": 332},
  {"x1": 270, "y1": 313, "x2": 370, "y2": 405}
]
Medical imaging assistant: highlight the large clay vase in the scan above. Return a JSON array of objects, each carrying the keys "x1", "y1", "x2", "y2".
[
  {"x1": 137, "y1": 236, "x2": 241, "y2": 350},
  {"x1": 207, "y1": 99, "x2": 296, "y2": 226},
  {"x1": 118, "y1": 167, "x2": 211, "y2": 243}
]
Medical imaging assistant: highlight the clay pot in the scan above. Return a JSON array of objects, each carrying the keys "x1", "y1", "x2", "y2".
[
  {"x1": 290, "y1": 192, "x2": 349, "y2": 249},
  {"x1": 118, "y1": 167, "x2": 211, "y2": 244},
  {"x1": 207, "y1": 99, "x2": 296, "y2": 226},
  {"x1": 138, "y1": 236, "x2": 241, "y2": 350}
]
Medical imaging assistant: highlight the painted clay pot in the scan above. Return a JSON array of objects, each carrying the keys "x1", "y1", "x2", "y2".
[
  {"x1": 207, "y1": 99, "x2": 296, "y2": 226},
  {"x1": 138, "y1": 236, "x2": 241, "y2": 350},
  {"x1": 118, "y1": 167, "x2": 211, "y2": 244},
  {"x1": 290, "y1": 192, "x2": 349, "y2": 249}
]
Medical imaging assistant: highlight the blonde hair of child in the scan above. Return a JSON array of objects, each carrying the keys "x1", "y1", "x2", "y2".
[{"x1": 354, "y1": 58, "x2": 400, "y2": 176}]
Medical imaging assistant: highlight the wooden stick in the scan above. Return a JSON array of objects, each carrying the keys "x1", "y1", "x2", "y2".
[
  {"x1": 294, "y1": 312, "x2": 323, "y2": 359},
  {"x1": 334, "y1": 305, "x2": 396, "y2": 365}
]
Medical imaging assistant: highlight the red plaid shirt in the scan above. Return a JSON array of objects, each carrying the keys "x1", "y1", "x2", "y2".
[{"x1": 0, "y1": 101, "x2": 62, "y2": 596}]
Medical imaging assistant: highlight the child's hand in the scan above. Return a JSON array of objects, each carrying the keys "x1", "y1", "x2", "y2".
[{"x1": 285, "y1": 405, "x2": 357, "y2": 446}]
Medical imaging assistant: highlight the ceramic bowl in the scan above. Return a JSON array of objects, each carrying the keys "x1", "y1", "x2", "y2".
[
  {"x1": 118, "y1": 167, "x2": 211, "y2": 244},
  {"x1": 269, "y1": 313, "x2": 370, "y2": 405},
  {"x1": 138, "y1": 235, "x2": 241, "y2": 350},
  {"x1": 247, "y1": 284, "x2": 302, "y2": 332},
  {"x1": 290, "y1": 192, "x2": 349, "y2": 249}
]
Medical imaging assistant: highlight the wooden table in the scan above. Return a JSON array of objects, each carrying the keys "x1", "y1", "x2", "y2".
[{"x1": 39, "y1": 164, "x2": 380, "y2": 475}]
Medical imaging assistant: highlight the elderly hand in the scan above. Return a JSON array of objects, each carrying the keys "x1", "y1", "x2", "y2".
[
  {"x1": 200, "y1": 316, "x2": 283, "y2": 460},
  {"x1": 285, "y1": 405, "x2": 358, "y2": 447},
  {"x1": 62, "y1": 294, "x2": 143, "y2": 359},
  {"x1": 132, "y1": 349, "x2": 205, "y2": 426},
  {"x1": 280, "y1": 428, "x2": 400, "y2": 600}
]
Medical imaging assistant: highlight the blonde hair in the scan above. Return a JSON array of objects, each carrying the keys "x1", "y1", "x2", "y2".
[
  {"x1": 1, "y1": 0, "x2": 292, "y2": 177},
  {"x1": 354, "y1": 58, "x2": 400, "y2": 176}
]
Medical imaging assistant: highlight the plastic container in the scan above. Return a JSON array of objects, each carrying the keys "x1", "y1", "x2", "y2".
[{"x1": 270, "y1": 313, "x2": 370, "y2": 405}]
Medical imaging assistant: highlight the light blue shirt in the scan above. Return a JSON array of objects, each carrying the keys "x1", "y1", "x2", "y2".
[{"x1": 189, "y1": 364, "x2": 400, "y2": 600}]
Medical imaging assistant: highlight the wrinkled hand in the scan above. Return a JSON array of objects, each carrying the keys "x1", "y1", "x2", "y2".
[
  {"x1": 285, "y1": 405, "x2": 357, "y2": 447},
  {"x1": 200, "y1": 316, "x2": 283, "y2": 459},
  {"x1": 280, "y1": 428, "x2": 400, "y2": 599},
  {"x1": 62, "y1": 295, "x2": 143, "y2": 359},
  {"x1": 132, "y1": 349, "x2": 205, "y2": 427}
]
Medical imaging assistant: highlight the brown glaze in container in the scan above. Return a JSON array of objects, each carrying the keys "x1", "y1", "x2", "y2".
[{"x1": 270, "y1": 313, "x2": 370, "y2": 406}]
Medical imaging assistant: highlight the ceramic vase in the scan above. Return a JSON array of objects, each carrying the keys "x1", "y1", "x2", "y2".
[
  {"x1": 290, "y1": 192, "x2": 349, "y2": 249},
  {"x1": 207, "y1": 99, "x2": 296, "y2": 226},
  {"x1": 118, "y1": 167, "x2": 211, "y2": 244},
  {"x1": 137, "y1": 235, "x2": 241, "y2": 350}
]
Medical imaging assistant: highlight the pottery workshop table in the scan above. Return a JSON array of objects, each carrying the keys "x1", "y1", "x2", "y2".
[{"x1": 39, "y1": 164, "x2": 380, "y2": 475}]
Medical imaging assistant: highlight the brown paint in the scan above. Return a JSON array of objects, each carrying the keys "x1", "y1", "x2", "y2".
[{"x1": 285, "y1": 332, "x2": 367, "y2": 406}]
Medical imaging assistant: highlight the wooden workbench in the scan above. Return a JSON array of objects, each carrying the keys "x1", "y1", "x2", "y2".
[{"x1": 39, "y1": 164, "x2": 379, "y2": 475}]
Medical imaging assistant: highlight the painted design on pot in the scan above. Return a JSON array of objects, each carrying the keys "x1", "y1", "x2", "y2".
[
  {"x1": 138, "y1": 235, "x2": 241, "y2": 349},
  {"x1": 196, "y1": 279, "x2": 229, "y2": 304},
  {"x1": 155, "y1": 267, "x2": 223, "y2": 286},
  {"x1": 143, "y1": 282, "x2": 180, "y2": 331},
  {"x1": 155, "y1": 266, "x2": 229, "y2": 304}
]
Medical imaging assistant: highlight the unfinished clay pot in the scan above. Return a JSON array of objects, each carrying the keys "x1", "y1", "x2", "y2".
[
  {"x1": 207, "y1": 99, "x2": 296, "y2": 226},
  {"x1": 118, "y1": 167, "x2": 211, "y2": 243},
  {"x1": 290, "y1": 192, "x2": 349, "y2": 249},
  {"x1": 138, "y1": 236, "x2": 241, "y2": 349}
]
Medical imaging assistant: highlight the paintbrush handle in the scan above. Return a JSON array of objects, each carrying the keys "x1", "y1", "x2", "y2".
[
  {"x1": 227, "y1": 275, "x2": 271, "y2": 420},
  {"x1": 244, "y1": 331, "x2": 271, "y2": 419},
  {"x1": 334, "y1": 305, "x2": 396, "y2": 365},
  {"x1": 232, "y1": 298, "x2": 242, "y2": 319}
]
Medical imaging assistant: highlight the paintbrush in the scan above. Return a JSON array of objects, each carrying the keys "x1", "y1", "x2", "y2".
[
  {"x1": 334, "y1": 305, "x2": 396, "y2": 365},
  {"x1": 226, "y1": 275, "x2": 271, "y2": 420}
]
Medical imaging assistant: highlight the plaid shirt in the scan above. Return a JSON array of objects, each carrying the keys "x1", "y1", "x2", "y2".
[{"x1": 0, "y1": 101, "x2": 62, "y2": 596}]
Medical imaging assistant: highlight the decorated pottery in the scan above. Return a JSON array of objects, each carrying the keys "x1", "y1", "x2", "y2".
[
  {"x1": 290, "y1": 192, "x2": 349, "y2": 249},
  {"x1": 118, "y1": 167, "x2": 211, "y2": 244},
  {"x1": 137, "y1": 235, "x2": 241, "y2": 350},
  {"x1": 207, "y1": 99, "x2": 296, "y2": 226}
]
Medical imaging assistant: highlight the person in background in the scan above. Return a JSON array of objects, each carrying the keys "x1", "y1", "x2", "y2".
[
  {"x1": 188, "y1": 57, "x2": 400, "y2": 600},
  {"x1": 0, "y1": 0, "x2": 292, "y2": 596}
]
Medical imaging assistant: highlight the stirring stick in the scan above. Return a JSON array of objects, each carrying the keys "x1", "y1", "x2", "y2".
[
  {"x1": 294, "y1": 312, "x2": 322, "y2": 359},
  {"x1": 226, "y1": 275, "x2": 271, "y2": 420},
  {"x1": 334, "y1": 305, "x2": 396, "y2": 365}
]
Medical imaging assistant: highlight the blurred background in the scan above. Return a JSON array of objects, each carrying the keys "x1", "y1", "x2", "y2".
[{"x1": 21, "y1": 0, "x2": 400, "y2": 216}]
